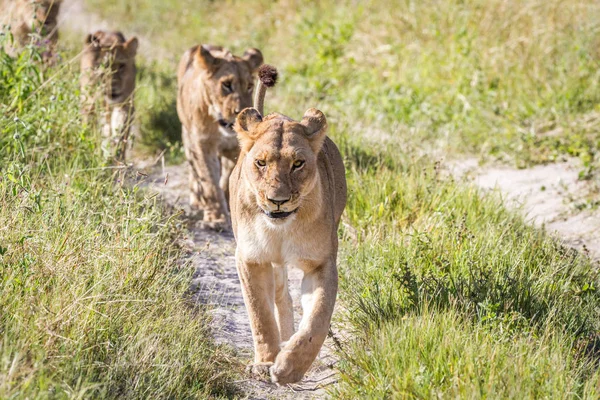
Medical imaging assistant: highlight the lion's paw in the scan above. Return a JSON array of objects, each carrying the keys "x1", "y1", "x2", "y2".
[
  {"x1": 269, "y1": 351, "x2": 307, "y2": 384},
  {"x1": 246, "y1": 362, "x2": 273, "y2": 380}
]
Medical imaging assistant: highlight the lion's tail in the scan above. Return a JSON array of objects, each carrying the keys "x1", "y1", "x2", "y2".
[{"x1": 254, "y1": 64, "x2": 278, "y2": 115}]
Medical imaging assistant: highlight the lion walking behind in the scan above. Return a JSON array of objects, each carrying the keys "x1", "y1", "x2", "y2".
[{"x1": 80, "y1": 30, "x2": 138, "y2": 163}]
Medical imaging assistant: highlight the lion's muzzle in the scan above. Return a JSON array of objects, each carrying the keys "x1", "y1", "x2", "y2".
[{"x1": 262, "y1": 209, "x2": 298, "y2": 219}]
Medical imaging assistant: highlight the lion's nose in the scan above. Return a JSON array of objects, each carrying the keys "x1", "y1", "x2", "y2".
[{"x1": 268, "y1": 197, "x2": 290, "y2": 206}]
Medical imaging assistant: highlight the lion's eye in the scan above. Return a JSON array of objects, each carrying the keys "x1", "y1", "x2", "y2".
[
  {"x1": 222, "y1": 81, "x2": 233, "y2": 94},
  {"x1": 255, "y1": 159, "x2": 266, "y2": 168},
  {"x1": 247, "y1": 83, "x2": 254, "y2": 93},
  {"x1": 292, "y1": 160, "x2": 305, "y2": 170}
]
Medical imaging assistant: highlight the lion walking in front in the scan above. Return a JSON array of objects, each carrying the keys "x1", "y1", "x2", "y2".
[{"x1": 230, "y1": 66, "x2": 347, "y2": 384}]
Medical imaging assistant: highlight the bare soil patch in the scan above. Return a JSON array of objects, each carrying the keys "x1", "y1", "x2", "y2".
[{"x1": 452, "y1": 158, "x2": 600, "y2": 261}]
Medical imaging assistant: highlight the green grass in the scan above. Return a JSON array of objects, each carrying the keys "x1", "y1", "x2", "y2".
[
  {"x1": 0, "y1": 36, "x2": 234, "y2": 398},
  {"x1": 332, "y1": 311, "x2": 600, "y2": 398},
  {"x1": 333, "y1": 145, "x2": 600, "y2": 397},
  {"x1": 134, "y1": 61, "x2": 183, "y2": 161},
  {"x1": 7, "y1": 0, "x2": 599, "y2": 397}
]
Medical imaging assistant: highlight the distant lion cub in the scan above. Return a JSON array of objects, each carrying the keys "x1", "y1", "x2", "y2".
[
  {"x1": 80, "y1": 30, "x2": 138, "y2": 162},
  {"x1": 177, "y1": 44, "x2": 263, "y2": 227},
  {"x1": 1, "y1": 0, "x2": 62, "y2": 60},
  {"x1": 231, "y1": 66, "x2": 347, "y2": 384}
]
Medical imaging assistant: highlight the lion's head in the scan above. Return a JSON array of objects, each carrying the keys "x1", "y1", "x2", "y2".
[
  {"x1": 82, "y1": 30, "x2": 138, "y2": 104},
  {"x1": 31, "y1": 0, "x2": 60, "y2": 35},
  {"x1": 234, "y1": 108, "x2": 327, "y2": 224},
  {"x1": 193, "y1": 45, "x2": 263, "y2": 135},
  {"x1": 13, "y1": 0, "x2": 61, "y2": 47}
]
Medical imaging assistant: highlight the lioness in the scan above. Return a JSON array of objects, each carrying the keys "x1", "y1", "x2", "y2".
[
  {"x1": 80, "y1": 30, "x2": 138, "y2": 162},
  {"x1": 177, "y1": 44, "x2": 263, "y2": 227},
  {"x1": 230, "y1": 66, "x2": 347, "y2": 384},
  {"x1": 1, "y1": 0, "x2": 61, "y2": 59}
]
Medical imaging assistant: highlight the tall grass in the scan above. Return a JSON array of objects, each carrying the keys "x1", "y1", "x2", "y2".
[
  {"x1": 331, "y1": 311, "x2": 600, "y2": 398},
  {"x1": 0, "y1": 37, "x2": 234, "y2": 398},
  {"x1": 333, "y1": 146, "x2": 600, "y2": 396}
]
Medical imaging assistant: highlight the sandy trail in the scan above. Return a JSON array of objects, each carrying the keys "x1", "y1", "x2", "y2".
[
  {"x1": 141, "y1": 164, "x2": 339, "y2": 399},
  {"x1": 452, "y1": 158, "x2": 600, "y2": 261}
]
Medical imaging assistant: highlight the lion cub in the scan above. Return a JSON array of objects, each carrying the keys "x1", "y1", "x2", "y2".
[
  {"x1": 176, "y1": 44, "x2": 263, "y2": 227},
  {"x1": 1, "y1": 0, "x2": 61, "y2": 60},
  {"x1": 80, "y1": 30, "x2": 138, "y2": 162},
  {"x1": 230, "y1": 66, "x2": 347, "y2": 384}
]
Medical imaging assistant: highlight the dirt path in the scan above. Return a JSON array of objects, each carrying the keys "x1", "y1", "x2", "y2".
[
  {"x1": 451, "y1": 158, "x2": 600, "y2": 261},
  {"x1": 140, "y1": 163, "x2": 339, "y2": 399}
]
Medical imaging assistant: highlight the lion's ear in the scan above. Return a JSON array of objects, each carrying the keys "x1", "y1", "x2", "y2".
[
  {"x1": 243, "y1": 48, "x2": 263, "y2": 72},
  {"x1": 85, "y1": 31, "x2": 101, "y2": 46},
  {"x1": 235, "y1": 108, "x2": 263, "y2": 151},
  {"x1": 300, "y1": 108, "x2": 327, "y2": 153},
  {"x1": 195, "y1": 45, "x2": 221, "y2": 72},
  {"x1": 125, "y1": 37, "x2": 138, "y2": 56}
]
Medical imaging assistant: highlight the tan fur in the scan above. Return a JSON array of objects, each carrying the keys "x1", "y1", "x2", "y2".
[
  {"x1": 176, "y1": 44, "x2": 263, "y2": 227},
  {"x1": 230, "y1": 108, "x2": 347, "y2": 383},
  {"x1": 1, "y1": 0, "x2": 61, "y2": 60},
  {"x1": 80, "y1": 31, "x2": 138, "y2": 162}
]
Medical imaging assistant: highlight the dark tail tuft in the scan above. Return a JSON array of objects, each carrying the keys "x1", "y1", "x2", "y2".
[{"x1": 258, "y1": 64, "x2": 278, "y2": 88}]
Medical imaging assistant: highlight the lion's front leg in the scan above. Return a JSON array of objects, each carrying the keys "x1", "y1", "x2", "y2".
[
  {"x1": 270, "y1": 260, "x2": 338, "y2": 384},
  {"x1": 219, "y1": 156, "x2": 236, "y2": 206},
  {"x1": 218, "y1": 135, "x2": 240, "y2": 206},
  {"x1": 100, "y1": 107, "x2": 113, "y2": 160},
  {"x1": 80, "y1": 90, "x2": 96, "y2": 126},
  {"x1": 186, "y1": 133, "x2": 229, "y2": 226},
  {"x1": 110, "y1": 102, "x2": 134, "y2": 162},
  {"x1": 273, "y1": 263, "x2": 294, "y2": 342},
  {"x1": 237, "y1": 259, "x2": 281, "y2": 376},
  {"x1": 182, "y1": 126, "x2": 201, "y2": 209}
]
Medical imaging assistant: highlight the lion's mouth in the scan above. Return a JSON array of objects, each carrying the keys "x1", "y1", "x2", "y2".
[
  {"x1": 218, "y1": 119, "x2": 234, "y2": 130},
  {"x1": 109, "y1": 88, "x2": 122, "y2": 101},
  {"x1": 218, "y1": 119, "x2": 236, "y2": 137},
  {"x1": 263, "y1": 208, "x2": 298, "y2": 219}
]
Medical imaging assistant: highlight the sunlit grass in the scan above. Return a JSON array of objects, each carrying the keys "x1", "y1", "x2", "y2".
[
  {"x1": 333, "y1": 311, "x2": 600, "y2": 399},
  {"x1": 88, "y1": 0, "x2": 600, "y2": 170}
]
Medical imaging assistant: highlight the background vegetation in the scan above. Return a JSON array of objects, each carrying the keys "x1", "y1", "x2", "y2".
[
  {"x1": 92, "y1": 0, "x2": 600, "y2": 170},
  {"x1": 2, "y1": 0, "x2": 599, "y2": 398}
]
